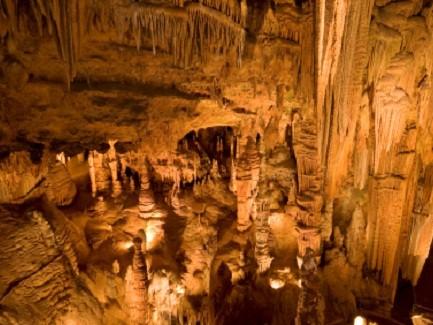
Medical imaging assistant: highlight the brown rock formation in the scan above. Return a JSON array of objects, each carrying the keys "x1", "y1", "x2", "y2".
[{"x1": 1, "y1": 0, "x2": 433, "y2": 323}]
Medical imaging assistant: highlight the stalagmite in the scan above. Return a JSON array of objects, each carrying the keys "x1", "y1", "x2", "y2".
[
  {"x1": 126, "y1": 237, "x2": 148, "y2": 325},
  {"x1": 88, "y1": 150, "x2": 111, "y2": 195},
  {"x1": 255, "y1": 198, "x2": 273, "y2": 273},
  {"x1": 107, "y1": 140, "x2": 122, "y2": 197},
  {"x1": 138, "y1": 163, "x2": 166, "y2": 251},
  {"x1": 346, "y1": 205, "x2": 366, "y2": 268},
  {"x1": 235, "y1": 136, "x2": 261, "y2": 231},
  {"x1": 88, "y1": 152, "x2": 97, "y2": 197},
  {"x1": 292, "y1": 116, "x2": 323, "y2": 262},
  {"x1": 296, "y1": 249, "x2": 324, "y2": 325}
]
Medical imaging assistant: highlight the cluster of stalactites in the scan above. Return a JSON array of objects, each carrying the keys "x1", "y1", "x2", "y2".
[
  {"x1": 122, "y1": 2, "x2": 245, "y2": 67},
  {"x1": 198, "y1": 0, "x2": 242, "y2": 24},
  {"x1": 87, "y1": 141, "x2": 123, "y2": 198},
  {"x1": 0, "y1": 0, "x2": 86, "y2": 87},
  {"x1": 1, "y1": 0, "x2": 246, "y2": 85}
]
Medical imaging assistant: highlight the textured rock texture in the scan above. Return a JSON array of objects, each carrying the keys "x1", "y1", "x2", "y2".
[{"x1": 0, "y1": 0, "x2": 433, "y2": 324}]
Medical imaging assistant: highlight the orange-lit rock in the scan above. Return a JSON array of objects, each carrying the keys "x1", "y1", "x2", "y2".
[{"x1": 1, "y1": 0, "x2": 433, "y2": 324}]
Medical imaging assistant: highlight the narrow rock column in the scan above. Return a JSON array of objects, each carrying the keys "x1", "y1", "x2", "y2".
[
  {"x1": 291, "y1": 116, "x2": 323, "y2": 265},
  {"x1": 138, "y1": 164, "x2": 166, "y2": 251},
  {"x1": 126, "y1": 237, "x2": 148, "y2": 325},
  {"x1": 88, "y1": 151, "x2": 111, "y2": 196},
  {"x1": 255, "y1": 198, "x2": 273, "y2": 273},
  {"x1": 88, "y1": 152, "x2": 97, "y2": 196},
  {"x1": 107, "y1": 140, "x2": 122, "y2": 197},
  {"x1": 236, "y1": 136, "x2": 261, "y2": 231}
]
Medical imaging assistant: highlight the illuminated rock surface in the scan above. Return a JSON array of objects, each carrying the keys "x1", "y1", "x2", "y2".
[{"x1": 0, "y1": 0, "x2": 433, "y2": 324}]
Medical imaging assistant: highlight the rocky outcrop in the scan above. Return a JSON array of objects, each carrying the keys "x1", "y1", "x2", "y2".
[
  {"x1": 0, "y1": 152, "x2": 48, "y2": 203},
  {"x1": 0, "y1": 206, "x2": 102, "y2": 324}
]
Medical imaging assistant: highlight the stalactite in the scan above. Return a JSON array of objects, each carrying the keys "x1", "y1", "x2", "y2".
[
  {"x1": 172, "y1": 0, "x2": 185, "y2": 8},
  {"x1": 367, "y1": 177, "x2": 408, "y2": 293},
  {"x1": 18, "y1": 0, "x2": 85, "y2": 87},
  {"x1": 117, "y1": 2, "x2": 245, "y2": 67},
  {"x1": 318, "y1": 0, "x2": 375, "y2": 197},
  {"x1": 187, "y1": 4, "x2": 245, "y2": 67},
  {"x1": 402, "y1": 164, "x2": 433, "y2": 285},
  {"x1": 353, "y1": 92, "x2": 370, "y2": 189},
  {"x1": 198, "y1": 0, "x2": 241, "y2": 23}
]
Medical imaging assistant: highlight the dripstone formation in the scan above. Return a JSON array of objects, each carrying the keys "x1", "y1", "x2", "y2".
[{"x1": 1, "y1": 0, "x2": 433, "y2": 324}]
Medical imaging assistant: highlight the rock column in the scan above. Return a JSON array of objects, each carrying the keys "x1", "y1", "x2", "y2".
[
  {"x1": 235, "y1": 136, "x2": 261, "y2": 231},
  {"x1": 126, "y1": 237, "x2": 148, "y2": 325}
]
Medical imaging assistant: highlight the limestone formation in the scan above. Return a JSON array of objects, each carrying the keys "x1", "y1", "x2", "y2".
[
  {"x1": 125, "y1": 237, "x2": 148, "y2": 325},
  {"x1": 1, "y1": 0, "x2": 433, "y2": 324},
  {"x1": 235, "y1": 136, "x2": 261, "y2": 231},
  {"x1": 45, "y1": 160, "x2": 77, "y2": 206}
]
